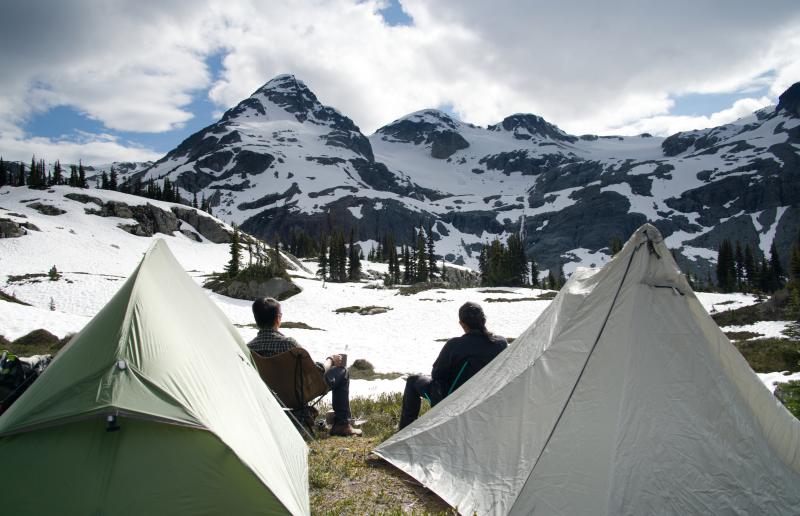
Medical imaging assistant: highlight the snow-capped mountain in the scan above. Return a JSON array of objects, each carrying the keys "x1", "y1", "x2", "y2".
[{"x1": 128, "y1": 75, "x2": 800, "y2": 277}]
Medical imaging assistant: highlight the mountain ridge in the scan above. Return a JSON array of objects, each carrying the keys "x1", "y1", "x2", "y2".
[{"x1": 94, "y1": 77, "x2": 800, "y2": 279}]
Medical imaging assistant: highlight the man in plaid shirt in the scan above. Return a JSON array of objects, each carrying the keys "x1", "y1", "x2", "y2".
[{"x1": 247, "y1": 297, "x2": 361, "y2": 437}]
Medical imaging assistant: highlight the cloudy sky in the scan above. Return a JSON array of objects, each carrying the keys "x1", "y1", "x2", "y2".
[{"x1": 1, "y1": 0, "x2": 799, "y2": 164}]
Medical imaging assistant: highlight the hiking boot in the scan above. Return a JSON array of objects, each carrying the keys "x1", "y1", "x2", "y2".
[
  {"x1": 325, "y1": 410, "x2": 336, "y2": 426},
  {"x1": 329, "y1": 422, "x2": 362, "y2": 437}
]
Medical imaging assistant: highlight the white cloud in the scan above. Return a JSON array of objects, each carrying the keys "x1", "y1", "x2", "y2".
[
  {"x1": 0, "y1": 0, "x2": 799, "y2": 163},
  {"x1": 0, "y1": 130, "x2": 162, "y2": 165},
  {"x1": 607, "y1": 96, "x2": 774, "y2": 136}
]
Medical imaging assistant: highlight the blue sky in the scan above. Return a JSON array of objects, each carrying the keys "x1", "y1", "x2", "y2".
[{"x1": 1, "y1": 0, "x2": 797, "y2": 164}]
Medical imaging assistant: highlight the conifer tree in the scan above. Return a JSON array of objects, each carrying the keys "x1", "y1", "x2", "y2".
[
  {"x1": 530, "y1": 257, "x2": 539, "y2": 287},
  {"x1": 402, "y1": 245, "x2": 412, "y2": 284},
  {"x1": 557, "y1": 262, "x2": 566, "y2": 288},
  {"x1": 101, "y1": 171, "x2": 109, "y2": 189},
  {"x1": 744, "y1": 244, "x2": 757, "y2": 290},
  {"x1": 610, "y1": 235, "x2": 623, "y2": 255},
  {"x1": 0, "y1": 157, "x2": 6, "y2": 187},
  {"x1": 226, "y1": 226, "x2": 241, "y2": 278},
  {"x1": 769, "y1": 242, "x2": 784, "y2": 290},
  {"x1": 546, "y1": 269, "x2": 556, "y2": 290},
  {"x1": 52, "y1": 160, "x2": 62, "y2": 185},
  {"x1": 416, "y1": 227, "x2": 428, "y2": 282},
  {"x1": 427, "y1": 225, "x2": 437, "y2": 278},
  {"x1": 68, "y1": 164, "x2": 77, "y2": 186},
  {"x1": 18, "y1": 162, "x2": 26, "y2": 186},
  {"x1": 109, "y1": 167, "x2": 118, "y2": 191},
  {"x1": 716, "y1": 239, "x2": 736, "y2": 292},
  {"x1": 478, "y1": 245, "x2": 487, "y2": 285},
  {"x1": 734, "y1": 241, "x2": 744, "y2": 289},
  {"x1": 347, "y1": 230, "x2": 362, "y2": 281},
  {"x1": 318, "y1": 235, "x2": 328, "y2": 281},
  {"x1": 78, "y1": 161, "x2": 86, "y2": 188}
]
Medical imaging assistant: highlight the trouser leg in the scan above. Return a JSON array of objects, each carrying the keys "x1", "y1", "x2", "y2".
[
  {"x1": 324, "y1": 366, "x2": 351, "y2": 423},
  {"x1": 399, "y1": 374, "x2": 434, "y2": 430}
]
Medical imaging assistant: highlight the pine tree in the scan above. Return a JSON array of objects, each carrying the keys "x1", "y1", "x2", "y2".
[
  {"x1": 78, "y1": 161, "x2": 86, "y2": 188},
  {"x1": 557, "y1": 262, "x2": 566, "y2": 288},
  {"x1": 790, "y1": 244, "x2": 800, "y2": 286},
  {"x1": 18, "y1": 162, "x2": 26, "y2": 186},
  {"x1": 52, "y1": 160, "x2": 62, "y2": 185},
  {"x1": 416, "y1": 227, "x2": 428, "y2": 282},
  {"x1": 716, "y1": 239, "x2": 736, "y2": 292},
  {"x1": 758, "y1": 257, "x2": 771, "y2": 293},
  {"x1": 109, "y1": 167, "x2": 118, "y2": 191},
  {"x1": 192, "y1": 192, "x2": 198, "y2": 209},
  {"x1": 347, "y1": 230, "x2": 361, "y2": 281},
  {"x1": 0, "y1": 157, "x2": 6, "y2": 187},
  {"x1": 101, "y1": 171, "x2": 109, "y2": 189},
  {"x1": 744, "y1": 244, "x2": 757, "y2": 290},
  {"x1": 546, "y1": 269, "x2": 556, "y2": 290},
  {"x1": 769, "y1": 242, "x2": 785, "y2": 290},
  {"x1": 478, "y1": 245, "x2": 487, "y2": 285},
  {"x1": 610, "y1": 235, "x2": 623, "y2": 255},
  {"x1": 734, "y1": 241, "x2": 744, "y2": 290},
  {"x1": 226, "y1": 226, "x2": 241, "y2": 278},
  {"x1": 402, "y1": 245, "x2": 412, "y2": 284},
  {"x1": 530, "y1": 257, "x2": 539, "y2": 287},
  {"x1": 427, "y1": 225, "x2": 437, "y2": 278}
]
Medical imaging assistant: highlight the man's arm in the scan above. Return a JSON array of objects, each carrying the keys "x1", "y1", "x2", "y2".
[{"x1": 431, "y1": 340, "x2": 455, "y2": 383}]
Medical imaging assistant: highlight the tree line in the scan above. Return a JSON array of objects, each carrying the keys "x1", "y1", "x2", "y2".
[
  {"x1": 715, "y1": 238, "x2": 787, "y2": 294},
  {"x1": 0, "y1": 156, "x2": 88, "y2": 189}
]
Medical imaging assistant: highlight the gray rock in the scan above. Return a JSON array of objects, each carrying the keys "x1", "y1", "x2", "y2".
[
  {"x1": 64, "y1": 193, "x2": 103, "y2": 206},
  {"x1": 171, "y1": 207, "x2": 231, "y2": 243},
  {"x1": 430, "y1": 130, "x2": 470, "y2": 159},
  {"x1": 27, "y1": 202, "x2": 66, "y2": 216},
  {"x1": 0, "y1": 218, "x2": 26, "y2": 238},
  {"x1": 208, "y1": 276, "x2": 302, "y2": 301}
]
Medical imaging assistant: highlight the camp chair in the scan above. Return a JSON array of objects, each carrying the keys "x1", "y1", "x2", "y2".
[
  {"x1": 250, "y1": 348, "x2": 330, "y2": 437},
  {"x1": 424, "y1": 359, "x2": 471, "y2": 407}
]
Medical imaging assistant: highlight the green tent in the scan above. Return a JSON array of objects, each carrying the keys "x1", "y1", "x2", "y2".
[{"x1": 0, "y1": 240, "x2": 309, "y2": 515}]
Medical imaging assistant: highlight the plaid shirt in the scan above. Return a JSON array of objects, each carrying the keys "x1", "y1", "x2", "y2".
[{"x1": 247, "y1": 328, "x2": 298, "y2": 358}]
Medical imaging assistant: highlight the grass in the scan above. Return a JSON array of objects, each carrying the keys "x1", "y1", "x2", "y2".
[
  {"x1": 732, "y1": 338, "x2": 800, "y2": 373},
  {"x1": 775, "y1": 381, "x2": 800, "y2": 418},
  {"x1": 308, "y1": 393, "x2": 452, "y2": 515}
]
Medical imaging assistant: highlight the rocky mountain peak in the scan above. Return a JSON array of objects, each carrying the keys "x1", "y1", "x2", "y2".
[
  {"x1": 375, "y1": 109, "x2": 469, "y2": 159},
  {"x1": 777, "y1": 81, "x2": 800, "y2": 117},
  {"x1": 489, "y1": 113, "x2": 578, "y2": 143}
]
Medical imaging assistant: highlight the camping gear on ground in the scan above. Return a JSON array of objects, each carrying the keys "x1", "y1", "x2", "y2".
[
  {"x1": 375, "y1": 224, "x2": 800, "y2": 515},
  {"x1": 0, "y1": 353, "x2": 51, "y2": 415},
  {"x1": 251, "y1": 347, "x2": 330, "y2": 438},
  {"x1": 0, "y1": 239, "x2": 309, "y2": 516}
]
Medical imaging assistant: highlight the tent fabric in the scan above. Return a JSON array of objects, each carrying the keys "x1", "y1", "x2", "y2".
[
  {"x1": 375, "y1": 224, "x2": 800, "y2": 515},
  {"x1": 0, "y1": 239, "x2": 309, "y2": 515}
]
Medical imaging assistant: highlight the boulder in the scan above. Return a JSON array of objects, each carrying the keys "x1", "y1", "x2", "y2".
[
  {"x1": 171, "y1": 207, "x2": 231, "y2": 243},
  {"x1": 206, "y1": 276, "x2": 302, "y2": 301},
  {"x1": 0, "y1": 218, "x2": 26, "y2": 238},
  {"x1": 27, "y1": 202, "x2": 66, "y2": 216}
]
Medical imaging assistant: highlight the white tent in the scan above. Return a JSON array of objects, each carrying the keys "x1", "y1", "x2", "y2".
[
  {"x1": 0, "y1": 239, "x2": 309, "y2": 515},
  {"x1": 375, "y1": 224, "x2": 800, "y2": 515}
]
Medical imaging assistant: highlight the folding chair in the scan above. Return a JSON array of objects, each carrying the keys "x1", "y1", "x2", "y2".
[{"x1": 251, "y1": 348, "x2": 330, "y2": 439}]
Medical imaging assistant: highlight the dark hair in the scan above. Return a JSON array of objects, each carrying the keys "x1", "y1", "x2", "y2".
[
  {"x1": 252, "y1": 297, "x2": 281, "y2": 329},
  {"x1": 459, "y1": 302, "x2": 492, "y2": 339}
]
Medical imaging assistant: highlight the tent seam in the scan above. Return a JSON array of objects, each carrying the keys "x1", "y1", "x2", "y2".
[{"x1": 508, "y1": 235, "x2": 646, "y2": 512}]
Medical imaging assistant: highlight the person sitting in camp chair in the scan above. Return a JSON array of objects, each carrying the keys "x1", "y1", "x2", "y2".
[
  {"x1": 247, "y1": 297, "x2": 362, "y2": 437},
  {"x1": 399, "y1": 302, "x2": 507, "y2": 430}
]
